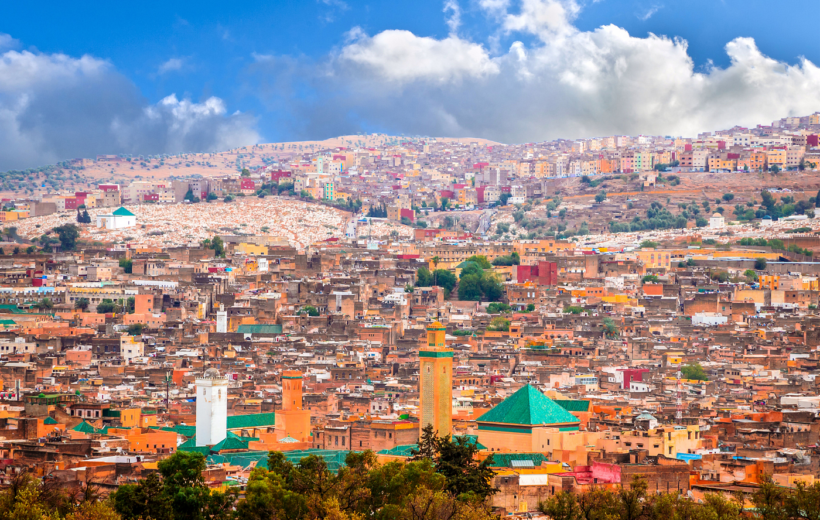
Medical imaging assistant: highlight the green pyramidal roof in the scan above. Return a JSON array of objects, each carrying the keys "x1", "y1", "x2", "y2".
[
  {"x1": 112, "y1": 207, "x2": 135, "y2": 217},
  {"x1": 477, "y1": 384, "x2": 580, "y2": 426}
]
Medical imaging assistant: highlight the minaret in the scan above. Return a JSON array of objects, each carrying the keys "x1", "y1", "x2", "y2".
[
  {"x1": 274, "y1": 370, "x2": 311, "y2": 442},
  {"x1": 419, "y1": 321, "x2": 453, "y2": 437},
  {"x1": 196, "y1": 368, "x2": 228, "y2": 446},
  {"x1": 216, "y1": 304, "x2": 227, "y2": 333}
]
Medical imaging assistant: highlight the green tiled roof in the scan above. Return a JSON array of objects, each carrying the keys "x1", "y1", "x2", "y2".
[
  {"x1": 113, "y1": 207, "x2": 135, "y2": 216},
  {"x1": 227, "y1": 412, "x2": 276, "y2": 430},
  {"x1": 554, "y1": 400, "x2": 591, "y2": 413},
  {"x1": 236, "y1": 324, "x2": 283, "y2": 334},
  {"x1": 489, "y1": 453, "x2": 549, "y2": 468},
  {"x1": 72, "y1": 421, "x2": 98, "y2": 433},
  {"x1": 152, "y1": 425, "x2": 197, "y2": 437},
  {"x1": 43, "y1": 417, "x2": 58, "y2": 425},
  {"x1": 376, "y1": 435, "x2": 485, "y2": 458},
  {"x1": 476, "y1": 384, "x2": 580, "y2": 426},
  {"x1": 212, "y1": 436, "x2": 251, "y2": 452}
]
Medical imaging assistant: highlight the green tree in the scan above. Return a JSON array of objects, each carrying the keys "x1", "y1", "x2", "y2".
[
  {"x1": 642, "y1": 274, "x2": 659, "y2": 283},
  {"x1": 595, "y1": 191, "x2": 607, "y2": 203},
  {"x1": 299, "y1": 305, "x2": 320, "y2": 317},
  {"x1": 458, "y1": 274, "x2": 483, "y2": 301},
  {"x1": 681, "y1": 363, "x2": 709, "y2": 381},
  {"x1": 241, "y1": 168, "x2": 251, "y2": 177},
  {"x1": 74, "y1": 298, "x2": 90, "y2": 311},
  {"x1": 487, "y1": 302, "x2": 512, "y2": 313},
  {"x1": 34, "y1": 298, "x2": 53, "y2": 311},
  {"x1": 52, "y1": 224, "x2": 80, "y2": 251},
  {"x1": 722, "y1": 193, "x2": 735, "y2": 202},
  {"x1": 487, "y1": 316, "x2": 510, "y2": 331},
  {"x1": 432, "y1": 269, "x2": 456, "y2": 293},
  {"x1": 111, "y1": 472, "x2": 173, "y2": 520},
  {"x1": 755, "y1": 258, "x2": 768, "y2": 270},
  {"x1": 526, "y1": 303, "x2": 535, "y2": 312},
  {"x1": 126, "y1": 323, "x2": 145, "y2": 335},
  {"x1": 416, "y1": 267, "x2": 433, "y2": 287},
  {"x1": 465, "y1": 255, "x2": 492, "y2": 269},
  {"x1": 119, "y1": 258, "x2": 133, "y2": 273},
  {"x1": 96, "y1": 299, "x2": 117, "y2": 314},
  {"x1": 564, "y1": 305, "x2": 584, "y2": 314},
  {"x1": 206, "y1": 192, "x2": 218, "y2": 202},
  {"x1": 640, "y1": 240, "x2": 659, "y2": 248},
  {"x1": 540, "y1": 491, "x2": 583, "y2": 520}
]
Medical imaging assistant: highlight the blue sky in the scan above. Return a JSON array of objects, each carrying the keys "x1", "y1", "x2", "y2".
[{"x1": 2, "y1": 0, "x2": 820, "y2": 169}]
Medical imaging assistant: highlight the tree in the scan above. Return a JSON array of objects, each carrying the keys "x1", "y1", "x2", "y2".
[
  {"x1": 440, "y1": 197, "x2": 450, "y2": 210},
  {"x1": 183, "y1": 188, "x2": 196, "y2": 202},
  {"x1": 681, "y1": 363, "x2": 709, "y2": 381},
  {"x1": 640, "y1": 240, "x2": 659, "y2": 248},
  {"x1": 755, "y1": 257, "x2": 768, "y2": 270},
  {"x1": 126, "y1": 323, "x2": 145, "y2": 335},
  {"x1": 722, "y1": 193, "x2": 735, "y2": 202},
  {"x1": 487, "y1": 302, "x2": 512, "y2": 314},
  {"x1": 34, "y1": 298, "x2": 53, "y2": 311},
  {"x1": 96, "y1": 299, "x2": 117, "y2": 314},
  {"x1": 642, "y1": 274, "x2": 659, "y2": 283},
  {"x1": 241, "y1": 168, "x2": 251, "y2": 177},
  {"x1": 564, "y1": 305, "x2": 584, "y2": 314},
  {"x1": 432, "y1": 269, "x2": 456, "y2": 293},
  {"x1": 771, "y1": 164, "x2": 781, "y2": 174},
  {"x1": 416, "y1": 267, "x2": 433, "y2": 287},
  {"x1": 458, "y1": 274, "x2": 483, "y2": 301},
  {"x1": 540, "y1": 491, "x2": 583, "y2": 520},
  {"x1": 487, "y1": 316, "x2": 510, "y2": 331},
  {"x1": 744, "y1": 269, "x2": 759, "y2": 282},
  {"x1": 52, "y1": 224, "x2": 80, "y2": 251},
  {"x1": 526, "y1": 303, "x2": 535, "y2": 312},
  {"x1": 74, "y1": 298, "x2": 90, "y2": 311},
  {"x1": 206, "y1": 193, "x2": 218, "y2": 202},
  {"x1": 299, "y1": 305, "x2": 320, "y2": 317},
  {"x1": 204, "y1": 236, "x2": 225, "y2": 257},
  {"x1": 595, "y1": 191, "x2": 607, "y2": 203},
  {"x1": 119, "y1": 258, "x2": 133, "y2": 273},
  {"x1": 465, "y1": 255, "x2": 492, "y2": 269}
]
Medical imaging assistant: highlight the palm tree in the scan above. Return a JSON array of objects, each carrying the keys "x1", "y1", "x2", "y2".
[{"x1": 431, "y1": 256, "x2": 440, "y2": 287}]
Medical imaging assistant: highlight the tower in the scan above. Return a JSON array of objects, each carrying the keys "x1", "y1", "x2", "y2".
[
  {"x1": 196, "y1": 368, "x2": 228, "y2": 446},
  {"x1": 419, "y1": 321, "x2": 453, "y2": 437},
  {"x1": 274, "y1": 370, "x2": 311, "y2": 442},
  {"x1": 216, "y1": 304, "x2": 227, "y2": 333}
]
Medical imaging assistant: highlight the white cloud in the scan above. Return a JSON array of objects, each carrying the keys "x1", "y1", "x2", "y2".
[
  {"x1": 339, "y1": 30, "x2": 499, "y2": 84},
  {"x1": 158, "y1": 57, "x2": 184, "y2": 74},
  {"x1": 258, "y1": 0, "x2": 820, "y2": 143},
  {"x1": 0, "y1": 48, "x2": 258, "y2": 170},
  {"x1": 444, "y1": 0, "x2": 462, "y2": 34},
  {"x1": 0, "y1": 34, "x2": 18, "y2": 51},
  {"x1": 638, "y1": 5, "x2": 662, "y2": 21}
]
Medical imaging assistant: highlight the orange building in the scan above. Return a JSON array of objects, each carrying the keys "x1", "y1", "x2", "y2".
[{"x1": 274, "y1": 370, "x2": 311, "y2": 442}]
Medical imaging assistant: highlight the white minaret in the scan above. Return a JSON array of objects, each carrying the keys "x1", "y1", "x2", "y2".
[
  {"x1": 216, "y1": 304, "x2": 227, "y2": 333},
  {"x1": 196, "y1": 368, "x2": 228, "y2": 447}
]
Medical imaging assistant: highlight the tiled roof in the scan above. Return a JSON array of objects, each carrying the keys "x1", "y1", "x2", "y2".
[
  {"x1": 113, "y1": 207, "x2": 136, "y2": 216},
  {"x1": 211, "y1": 436, "x2": 251, "y2": 452},
  {"x1": 488, "y1": 453, "x2": 548, "y2": 468},
  {"x1": 554, "y1": 399, "x2": 591, "y2": 413},
  {"x1": 43, "y1": 417, "x2": 58, "y2": 425},
  {"x1": 477, "y1": 384, "x2": 580, "y2": 426},
  {"x1": 71, "y1": 421, "x2": 98, "y2": 433},
  {"x1": 227, "y1": 412, "x2": 276, "y2": 430},
  {"x1": 236, "y1": 324, "x2": 283, "y2": 334}
]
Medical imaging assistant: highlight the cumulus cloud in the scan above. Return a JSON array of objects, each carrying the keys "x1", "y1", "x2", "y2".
[
  {"x1": 0, "y1": 47, "x2": 258, "y2": 171},
  {"x1": 0, "y1": 34, "x2": 18, "y2": 51},
  {"x1": 158, "y1": 57, "x2": 184, "y2": 74},
  {"x1": 254, "y1": 0, "x2": 820, "y2": 144}
]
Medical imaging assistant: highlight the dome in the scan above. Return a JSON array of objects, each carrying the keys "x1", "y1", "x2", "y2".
[
  {"x1": 712, "y1": 212, "x2": 722, "y2": 217},
  {"x1": 203, "y1": 368, "x2": 222, "y2": 379}
]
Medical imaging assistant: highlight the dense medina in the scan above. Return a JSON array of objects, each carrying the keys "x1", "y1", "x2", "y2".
[{"x1": 1, "y1": 114, "x2": 820, "y2": 518}]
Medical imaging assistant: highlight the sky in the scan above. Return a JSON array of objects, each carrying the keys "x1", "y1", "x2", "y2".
[{"x1": 2, "y1": 0, "x2": 820, "y2": 170}]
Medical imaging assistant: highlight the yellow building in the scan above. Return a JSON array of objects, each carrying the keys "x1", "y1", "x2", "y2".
[
  {"x1": 419, "y1": 322, "x2": 453, "y2": 437},
  {"x1": 236, "y1": 243, "x2": 268, "y2": 256},
  {"x1": 636, "y1": 249, "x2": 671, "y2": 270},
  {"x1": 596, "y1": 425, "x2": 703, "y2": 458}
]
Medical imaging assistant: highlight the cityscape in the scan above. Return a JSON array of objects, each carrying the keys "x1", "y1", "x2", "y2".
[{"x1": 4, "y1": 1, "x2": 820, "y2": 520}]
